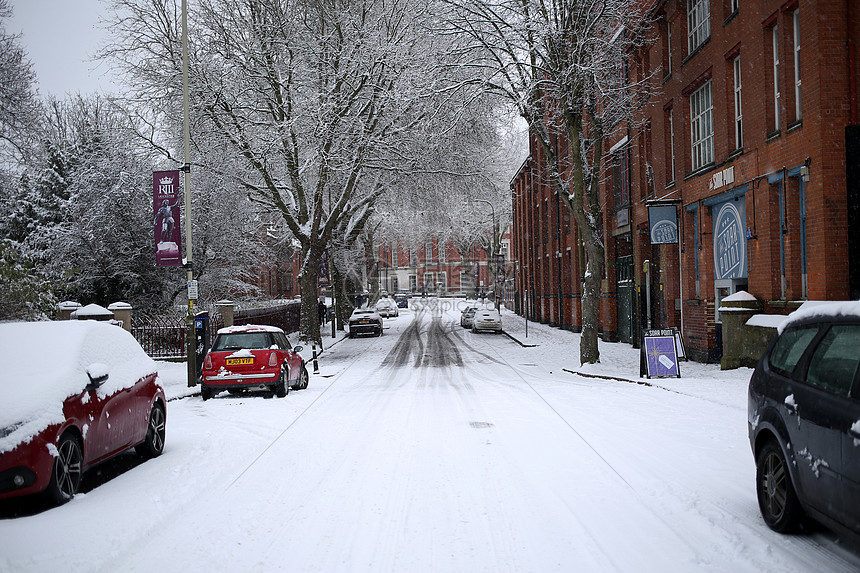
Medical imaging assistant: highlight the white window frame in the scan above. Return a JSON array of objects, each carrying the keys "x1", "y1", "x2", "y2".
[
  {"x1": 437, "y1": 272, "x2": 447, "y2": 292},
  {"x1": 687, "y1": 0, "x2": 710, "y2": 54},
  {"x1": 733, "y1": 57, "x2": 743, "y2": 149},
  {"x1": 690, "y1": 81, "x2": 714, "y2": 171},
  {"x1": 392, "y1": 249, "x2": 398, "y2": 268},
  {"x1": 423, "y1": 272, "x2": 434, "y2": 288},
  {"x1": 425, "y1": 242, "x2": 433, "y2": 262},
  {"x1": 793, "y1": 10, "x2": 802, "y2": 121},
  {"x1": 773, "y1": 24, "x2": 781, "y2": 129},
  {"x1": 438, "y1": 244, "x2": 446, "y2": 263}
]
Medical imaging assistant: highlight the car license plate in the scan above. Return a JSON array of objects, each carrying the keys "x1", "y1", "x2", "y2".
[
  {"x1": 359, "y1": 320, "x2": 371, "y2": 324},
  {"x1": 226, "y1": 357, "x2": 254, "y2": 365}
]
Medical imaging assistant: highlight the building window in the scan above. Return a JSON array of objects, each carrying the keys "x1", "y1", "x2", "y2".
[
  {"x1": 792, "y1": 9, "x2": 802, "y2": 122},
  {"x1": 410, "y1": 250, "x2": 417, "y2": 267},
  {"x1": 690, "y1": 81, "x2": 714, "y2": 171},
  {"x1": 733, "y1": 57, "x2": 743, "y2": 149},
  {"x1": 687, "y1": 0, "x2": 710, "y2": 54},
  {"x1": 438, "y1": 272, "x2": 447, "y2": 292},
  {"x1": 438, "y1": 244, "x2": 446, "y2": 263},
  {"x1": 392, "y1": 249, "x2": 398, "y2": 268},
  {"x1": 425, "y1": 242, "x2": 433, "y2": 262},
  {"x1": 409, "y1": 275, "x2": 417, "y2": 291},
  {"x1": 424, "y1": 272, "x2": 434, "y2": 289},
  {"x1": 612, "y1": 146, "x2": 630, "y2": 209},
  {"x1": 772, "y1": 23, "x2": 781, "y2": 130}
]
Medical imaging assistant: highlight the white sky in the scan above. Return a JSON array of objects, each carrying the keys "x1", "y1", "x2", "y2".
[{"x1": 8, "y1": 0, "x2": 119, "y2": 98}]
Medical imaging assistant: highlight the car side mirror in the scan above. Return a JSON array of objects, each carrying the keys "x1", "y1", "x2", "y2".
[
  {"x1": 293, "y1": 345, "x2": 304, "y2": 353},
  {"x1": 86, "y1": 363, "x2": 109, "y2": 389}
]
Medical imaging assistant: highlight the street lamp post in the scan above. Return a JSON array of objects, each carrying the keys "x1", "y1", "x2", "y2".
[{"x1": 473, "y1": 199, "x2": 500, "y2": 310}]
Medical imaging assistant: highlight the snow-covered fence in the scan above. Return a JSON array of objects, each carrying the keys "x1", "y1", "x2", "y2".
[
  {"x1": 230, "y1": 301, "x2": 301, "y2": 336},
  {"x1": 131, "y1": 313, "x2": 187, "y2": 360}
]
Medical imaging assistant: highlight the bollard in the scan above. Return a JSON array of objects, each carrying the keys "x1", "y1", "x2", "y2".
[{"x1": 312, "y1": 343, "x2": 320, "y2": 374}]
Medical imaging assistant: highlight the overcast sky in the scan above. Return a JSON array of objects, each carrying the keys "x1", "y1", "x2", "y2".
[{"x1": 9, "y1": 0, "x2": 119, "y2": 98}]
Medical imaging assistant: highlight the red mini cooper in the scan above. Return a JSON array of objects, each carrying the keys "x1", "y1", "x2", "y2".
[{"x1": 200, "y1": 325, "x2": 308, "y2": 400}]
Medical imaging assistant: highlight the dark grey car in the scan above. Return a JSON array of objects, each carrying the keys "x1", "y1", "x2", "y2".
[{"x1": 748, "y1": 303, "x2": 860, "y2": 543}]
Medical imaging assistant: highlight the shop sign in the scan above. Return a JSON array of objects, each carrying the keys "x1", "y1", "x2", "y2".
[
  {"x1": 712, "y1": 200, "x2": 747, "y2": 280},
  {"x1": 648, "y1": 205, "x2": 679, "y2": 244}
]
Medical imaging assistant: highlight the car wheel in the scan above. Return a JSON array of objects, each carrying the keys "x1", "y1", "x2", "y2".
[
  {"x1": 756, "y1": 440, "x2": 803, "y2": 532},
  {"x1": 136, "y1": 402, "x2": 166, "y2": 459},
  {"x1": 45, "y1": 433, "x2": 83, "y2": 505},
  {"x1": 274, "y1": 366, "x2": 289, "y2": 398},
  {"x1": 292, "y1": 365, "x2": 310, "y2": 390},
  {"x1": 201, "y1": 384, "x2": 213, "y2": 401}
]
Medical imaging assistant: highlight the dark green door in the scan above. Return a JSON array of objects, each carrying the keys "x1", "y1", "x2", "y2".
[{"x1": 617, "y1": 255, "x2": 635, "y2": 344}]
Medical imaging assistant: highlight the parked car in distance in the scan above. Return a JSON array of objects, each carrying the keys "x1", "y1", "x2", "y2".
[
  {"x1": 376, "y1": 297, "x2": 399, "y2": 318},
  {"x1": 0, "y1": 321, "x2": 166, "y2": 505},
  {"x1": 200, "y1": 324, "x2": 307, "y2": 400},
  {"x1": 748, "y1": 301, "x2": 860, "y2": 543},
  {"x1": 460, "y1": 306, "x2": 479, "y2": 328},
  {"x1": 349, "y1": 308, "x2": 383, "y2": 337},
  {"x1": 394, "y1": 293, "x2": 408, "y2": 308},
  {"x1": 472, "y1": 308, "x2": 502, "y2": 333}
]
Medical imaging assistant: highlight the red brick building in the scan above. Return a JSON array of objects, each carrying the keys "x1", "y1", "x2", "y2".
[
  {"x1": 377, "y1": 233, "x2": 512, "y2": 297},
  {"x1": 511, "y1": 0, "x2": 860, "y2": 361}
]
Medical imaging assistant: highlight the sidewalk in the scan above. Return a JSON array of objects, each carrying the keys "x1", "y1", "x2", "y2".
[{"x1": 498, "y1": 305, "x2": 753, "y2": 407}]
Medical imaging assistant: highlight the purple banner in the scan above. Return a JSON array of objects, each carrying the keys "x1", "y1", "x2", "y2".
[{"x1": 153, "y1": 170, "x2": 183, "y2": 267}]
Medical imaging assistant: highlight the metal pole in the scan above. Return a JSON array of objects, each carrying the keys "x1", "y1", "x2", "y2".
[
  {"x1": 678, "y1": 243, "x2": 684, "y2": 337},
  {"x1": 182, "y1": 0, "x2": 196, "y2": 387},
  {"x1": 644, "y1": 259, "x2": 651, "y2": 330}
]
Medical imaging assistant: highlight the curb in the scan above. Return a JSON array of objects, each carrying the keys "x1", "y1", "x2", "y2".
[{"x1": 502, "y1": 331, "x2": 539, "y2": 347}]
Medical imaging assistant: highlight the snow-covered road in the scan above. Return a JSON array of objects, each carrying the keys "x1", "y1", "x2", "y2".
[{"x1": 2, "y1": 300, "x2": 859, "y2": 572}]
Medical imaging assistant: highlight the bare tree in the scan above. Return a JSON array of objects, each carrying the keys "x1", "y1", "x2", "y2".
[
  {"x1": 0, "y1": 0, "x2": 41, "y2": 163},
  {"x1": 445, "y1": 0, "x2": 654, "y2": 363},
  {"x1": 104, "y1": 0, "x2": 473, "y2": 343}
]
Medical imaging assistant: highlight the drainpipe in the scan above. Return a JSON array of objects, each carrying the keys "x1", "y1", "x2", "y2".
[{"x1": 850, "y1": 0, "x2": 857, "y2": 124}]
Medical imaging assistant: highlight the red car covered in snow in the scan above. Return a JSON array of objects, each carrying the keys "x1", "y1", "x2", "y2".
[
  {"x1": 200, "y1": 325, "x2": 308, "y2": 400},
  {"x1": 0, "y1": 321, "x2": 166, "y2": 505}
]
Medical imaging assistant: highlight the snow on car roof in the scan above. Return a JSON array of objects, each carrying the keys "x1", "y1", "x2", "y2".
[
  {"x1": 216, "y1": 324, "x2": 285, "y2": 335},
  {"x1": 778, "y1": 300, "x2": 860, "y2": 334},
  {"x1": 0, "y1": 320, "x2": 159, "y2": 453}
]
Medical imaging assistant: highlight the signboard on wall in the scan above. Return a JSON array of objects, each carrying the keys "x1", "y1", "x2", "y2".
[
  {"x1": 648, "y1": 205, "x2": 679, "y2": 244},
  {"x1": 712, "y1": 199, "x2": 747, "y2": 280}
]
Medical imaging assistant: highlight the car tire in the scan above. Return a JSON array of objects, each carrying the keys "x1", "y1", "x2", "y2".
[
  {"x1": 45, "y1": 433, "x2": 83, "y2": 505},
  {"x1": 756, "y1": 440, "x2": 803, "y2": 533},
  {"x1": 274, "y1": 367, "x2": 289, "y2": 398},
  {"x1": 292, "y1": 365, "x2": 309, "y2": 390},
  {"x1": 201, "y1": 384, "x2": 213, "y2": 401},
  {"x1": 136, "y1": 402, "x2": 166, "y2": 459}
]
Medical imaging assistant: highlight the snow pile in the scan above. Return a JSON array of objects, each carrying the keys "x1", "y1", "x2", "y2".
[{"x1": 0, "y1": 321, "x2": 159, "y2": 453}]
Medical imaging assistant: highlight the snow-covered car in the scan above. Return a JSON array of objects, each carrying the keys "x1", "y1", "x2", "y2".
[
  {"x1": 375, "y1": 297, "x2": 399, "y2": 318},
  {"x1": 0, "y1": 321, "x2": 166, "y2": 505},
  {"x1": 472, "y1": 308, "x2": 502, "y2": 333},
  {"x1": 394, "y1": 293, "x2": 408, "y2": 308},
  {"x1": 460, "y1": 306, "x2": 479, "y2": 328},
  {"x1": 349, "y1": 308, "x2": 383, "y2": 337},
  {"x1": 748, "y1": 302, "x2": 860, "y2": 541},
  {"x1": 200, "y1": 325, "x2": 308, "y2": 400}
]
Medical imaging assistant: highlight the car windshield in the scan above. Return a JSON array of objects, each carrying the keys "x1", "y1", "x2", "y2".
[{"x1": 212, "y1": 332, "x2": 271, "y2": 351}]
